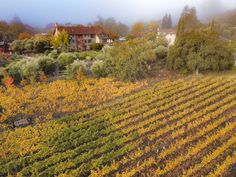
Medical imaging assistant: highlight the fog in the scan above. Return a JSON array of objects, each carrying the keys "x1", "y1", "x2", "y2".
[{"x1": 0, "y1": 0, "x2": 235, "y2": 27}]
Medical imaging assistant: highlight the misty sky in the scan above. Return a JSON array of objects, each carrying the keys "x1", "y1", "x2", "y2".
[{"x1": 0, "y1": 0, "x2": 236, "y2": 27}]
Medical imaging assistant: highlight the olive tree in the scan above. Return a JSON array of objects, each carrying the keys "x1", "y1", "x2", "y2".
[
  {"x1": 103, "y1": 39, "x2": 156, "y2": 81},
  {"x1": 167, "y1": 30, "x2": 234, "y2": 74}
]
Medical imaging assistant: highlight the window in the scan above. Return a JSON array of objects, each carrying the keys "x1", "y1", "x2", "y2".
[
  {"x1": 84, "y1": 34, "x2": 90, "y2": 38},
  {"x1": 84, "y1": 39, "x2": 91, "y2": 43}
]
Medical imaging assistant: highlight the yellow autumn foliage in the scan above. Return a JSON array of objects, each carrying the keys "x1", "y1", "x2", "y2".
[{"x1": 0, "y1": 78, "x2": 146, "y2": 125}]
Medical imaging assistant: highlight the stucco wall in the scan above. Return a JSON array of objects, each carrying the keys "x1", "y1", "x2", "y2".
[{"x1": 165, "y1": 34, "x2": 176, "y2": 46}]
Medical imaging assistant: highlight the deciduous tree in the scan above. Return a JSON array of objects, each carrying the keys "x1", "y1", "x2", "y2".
[
  {"x1": 51, "y1": 30, "x2": 69, "y2": 51},
  {"x1": 18, "y1": 32, "x2": 32, "y2": 40},
  {"x1": 92, "y1": 17, "x2": 129, "y2": 39},
  {"x1": 131, "y1": 22, "x2": 145, "y2": 37},
  {"x1": 148, "y1": 21, "x2": 159, "y2": 33}
]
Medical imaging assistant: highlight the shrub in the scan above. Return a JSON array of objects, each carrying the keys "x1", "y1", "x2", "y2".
[
  {"x1": 1, "y1": 54, "x2": 23, "y2": 68},
  {"x1": 38, "y1": 71, "x2": 47, "y2": 82},
  {"x1": 155, "y1": 45, "x2": 168, "y2": 59},
  {"x1": 77, "y1": 51, "x2": 99, "y2": 60},
  {"x1": 38, "y1": 56, "x2": 56, "y2": 74},
  {"x1": 11, "y1": 40, "x2": 24, "y2": 54},
  {"x1": 85, "y1": 56, "x2": 92, "y2": 61},
  {"x1": 48, "y1": 50, "x2": 58, "y2": 59},
  {"x1": 91, "y1": 60, "x2": 107, "y2": 77},
  {"x1": 7, "y1": 60, "x2": 27, "y2": 83},
  {"x1": 173, "y1": 57, "x2": 185, "y2": 71},
  {"x1": 95, "y1": 53, "x2": 105, "y2": 61},
  {"x1": 77, "y1": 52, "x2": 87, "y2": 60},
  {"x1": 21, "y1": 60, "x2": 40, "y2": 82},
  {"x1": 7, "y1": 63, "x2": 21, "y2": 83},
  {"x1": 11, "y1": 34, "x2": 52, "y2": 55},
  {"x1": 6, "y1": 56, "x2": 57, "y2": 83},
  {"x1": 144, "y1": 32, "x2": 157, "y2": 41},
  {"x1": 75, "y1": 68, "x2": 85, "y2": 83},
  {"x1": 24, "y1": 39, "x2": 34, "y2": 53},
  {"x1": 7, "y1": 54, "x2": 23, "y2": 63},
  {"x1": 4, "y1": 76, "x2": 14, "y2": 87},
  {"x1": 58, "y1": 53, "x2": 77, "y2": 69},
  {"x1": 91, "y1": 43, "x2": 104, "y2": 51},
  {"x1": 0, "y1": 53, "x2": 10, "y2": 67},
  {"x1": 33, "y1": 39, "x2": 48, "y2": 53},
  {"x1": 87, "y1": 51, "x2": 100, "y2": 59},
  {"x1": 187, "y1": 53, "x2": 205, "y2": 74},
  {"x1": 66, "y1": 60, "x2": 87, "y2": 80},
  {"x1": 157, "y1": 36, "x2": 168, "y2": 47},
  {"x1": 232, "y1": 65, "x2": 236, "y2": 73},
  {"x1": 44, "y1": 50, "x2": 51, "y2": 55}
]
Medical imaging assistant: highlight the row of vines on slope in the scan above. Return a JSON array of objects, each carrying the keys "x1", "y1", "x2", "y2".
[
  {"x1": 0, "y1": 78, "x2": 147, "y2": 129},
  {"x1": 0, "y1": 77, "x2": 235, "y2": 177}
]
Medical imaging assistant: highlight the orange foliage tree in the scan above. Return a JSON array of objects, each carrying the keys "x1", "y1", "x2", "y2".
[
  {"x1": 4, "y1": 76, "x2": 14, "y2": 87},
  {"x1": 18, "y1": 32, "x2": 32, "y2": 40}
]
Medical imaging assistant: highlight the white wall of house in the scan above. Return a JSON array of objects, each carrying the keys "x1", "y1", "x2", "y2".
[
  {"x1": 165, "y1": 34, "x2": 176, "y2": 46},
  {"x1": 107, "y1": 39, "x2": 113, "y2": 43},
  {"x1": 69, "y1": 35, "x2": 77, "y2": 50},
  {"x1": 157, "y1": 34, "x2": 176, "y2": 47},
  {"x1": 95, "y1": 35, "x2": 101, "y2": 43},
  {"x1": 157, "y1": 28, "x2": 176, "y2": 46}
]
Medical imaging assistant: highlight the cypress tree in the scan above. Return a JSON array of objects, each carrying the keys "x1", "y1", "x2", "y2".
[
  {"x1": 162, "y1": 13, "x2": 172, "y2": 29},
  {"x1": 162, "y1": 14, "x2": 167, "y2": 29},
  {"x1": 168, "y1": 14, "x2": 173, "y2": 28},
  {"x1": 210, "y1": 19, "x2": 216, "y2": 33},
  {"x1": 177, "y1": 17, "x2": 185, "y2": 36}
]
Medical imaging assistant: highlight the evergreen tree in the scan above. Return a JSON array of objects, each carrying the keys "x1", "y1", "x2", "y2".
[
  {"x1": 167, "y1": 30, "x2": 234, "y2": 73},
  {"x1": 180, "y1": 5, "x2": 200, "y2": 29},
  {"x1": 210, "y1": 19, "x2": 216, "y2": 33},
  {"x1": 181, "y1": 5, "x2": 190, "y2": 17},
  {"x1": 168, "y1": 14, "x2": 173, "y2": 28},
  {"x1": 177, "y1": 17, "x2": 185, "y2": 36},
  {"x1": 162, "y1": 13, "x2": 172, "y2": 29},
  {"x1": 162, "y1": 14, "x2": 168, "y2": 29}
]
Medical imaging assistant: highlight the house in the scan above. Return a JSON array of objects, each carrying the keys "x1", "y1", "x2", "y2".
[
  {"x1": 116, "y1": 37, "x2": 126, "y2": 42},
  {"x1": 54, "y1": 24, "x2": 112, "y2": 51},
  {"x1": 157, "y1": 28, "x2": 176, "y2": 46}
]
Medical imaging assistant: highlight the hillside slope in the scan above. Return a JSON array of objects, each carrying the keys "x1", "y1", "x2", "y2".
[
  {"x1": 1, "y1": 77, "x2": 236, "y2": 177},
  {"x1": 0, "y1": 78, "x2": 146, "y2": 130}
]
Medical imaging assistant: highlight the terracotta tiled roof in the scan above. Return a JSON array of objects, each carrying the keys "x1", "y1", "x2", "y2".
[
  {"x1": 56, "y1": 24, "x2": 105, "y2": 35},
  {"x1": 158, "y1": 28, "x2": 176, "y2": 34}
]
